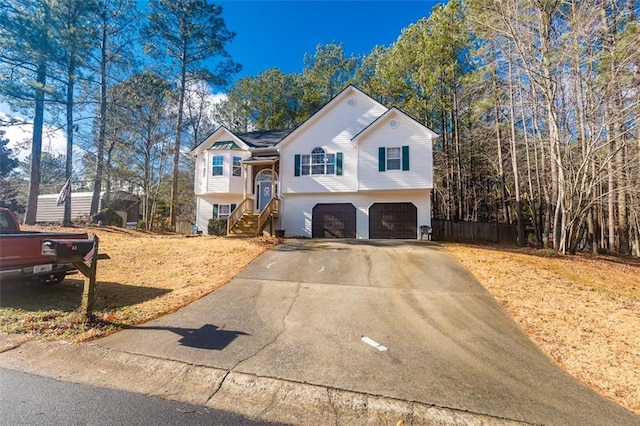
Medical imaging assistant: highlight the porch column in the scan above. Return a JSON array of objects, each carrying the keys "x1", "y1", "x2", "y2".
[
  {"x1": 271, "y1": 160, "x2": 275, "y2": 198},
  {"x1": 243, "y1": 163, "x2": 248, "y2": 200}
]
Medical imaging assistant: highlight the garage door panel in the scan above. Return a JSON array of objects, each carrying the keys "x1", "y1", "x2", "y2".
[
  {"x1": 369, "y1": 203, "x2": 417, "y2": 239},
  {"x1": 312, "y1": 204, "x2": 356, "y2": 238}
]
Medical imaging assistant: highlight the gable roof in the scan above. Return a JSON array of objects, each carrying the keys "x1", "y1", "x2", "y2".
[
  {"x1": 351, "y1": 107, "x2": 439, "y2": 142},
  {"x1": 275, "y1": 85, "x2": 387, "y2": 149}
]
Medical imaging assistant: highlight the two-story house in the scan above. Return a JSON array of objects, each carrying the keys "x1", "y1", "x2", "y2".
[{"x1": 190, "y1": 85, "x2": 438, "y2": 239}]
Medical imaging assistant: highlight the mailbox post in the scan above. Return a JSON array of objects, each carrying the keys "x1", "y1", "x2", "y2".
[{"x1": 42, "y1": 235, "x2": 109, "y2": 319}]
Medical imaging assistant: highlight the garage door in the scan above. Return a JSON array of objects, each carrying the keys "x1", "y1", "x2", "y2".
[
  {"x1": 312, "y1": 203, "x2": 356, "y2": 238},
  {"x1": 369, "y1": 203, "x2": 417, "y2": 239}
]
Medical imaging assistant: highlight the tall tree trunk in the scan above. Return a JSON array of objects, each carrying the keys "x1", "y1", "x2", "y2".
[
  {"x1": 607, "y1": 119, "x2": 616, "y2": 251},
  {"x1": 616, "y1": 132, "x2": 629, "y2": 254},
  {"x1": 519, "y1": 86, "x2": 539, "y2": 247},
  {"x1": 63, "y1": 49, "x2": 76, "y2": 227},
  {"x1": 507, "y1": 50, "x2": 525, "y2": 245},
  {"x1": 452, "y1": 86, "x2": 463, "y2": 221},
  {"x1": 441, "y1": 109, "x2": 452, "y2": 220},
  {"x1": 492, "y1": 70, "x2": 509, "y2": 224},
  {"x1": 91, "y1": 5, "x2": 108, "y2": 217},
  {"x1": 535, "y1": 5, "x2": 563, "y2": 251},
  {"x1": 170, "y1": 51, "x2": 187, "y2": 229},
  {"x1": 24, "y1": 61, "x2": 47, "y2": 225}
]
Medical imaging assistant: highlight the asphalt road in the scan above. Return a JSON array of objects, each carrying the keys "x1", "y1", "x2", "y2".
[
  {"x1": 0, "y1": 367, "x2": 280, "y2": 426},
  {"x1": 93, "y1": 239, "x2": 640, "y2": 425}
]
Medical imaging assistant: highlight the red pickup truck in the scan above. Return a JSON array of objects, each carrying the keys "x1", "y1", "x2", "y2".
[{"x1": 0, "y1": 207, "x2": 89, "y2": 283}]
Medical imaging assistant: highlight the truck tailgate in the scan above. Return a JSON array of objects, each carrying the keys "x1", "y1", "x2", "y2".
[{"x1": 0, "y1": 232, "x2": 89, "y2": 270}]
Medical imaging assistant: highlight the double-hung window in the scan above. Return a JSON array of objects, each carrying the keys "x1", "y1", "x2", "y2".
[
  {"x1": 232, "y1": 156, "x2": 242, "y2": 177},
  {"x1": 212, "y1": 203, "x2": 237, "y2": 219},
  {"x1": 212, "y1": 156, "x2": 224, "y2": 176},
  {"x1": 386, "y1": 147, "x2": 401, "y2": 170},
  {"x1": 378, "y1": 146, "x2": 410, "y2": 172},
  {"x1": 295, "y1": 147, "x2": 342, "y2": 176}
]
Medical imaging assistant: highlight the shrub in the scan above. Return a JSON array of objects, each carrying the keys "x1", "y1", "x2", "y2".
[{"x1": 208, "y1": 218, "x2": 227, "y2": 236}]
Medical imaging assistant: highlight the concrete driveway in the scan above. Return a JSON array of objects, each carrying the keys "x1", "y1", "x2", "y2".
[{"x1": 91, "y1": 239, "x2": 638, "y2": 425}]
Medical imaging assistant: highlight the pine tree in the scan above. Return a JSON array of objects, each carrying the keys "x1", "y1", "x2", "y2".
[{"x1": 145, "y1": 0, "x2": 240, "y2": 228}]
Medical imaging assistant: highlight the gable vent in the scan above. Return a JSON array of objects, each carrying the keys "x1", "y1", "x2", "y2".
[
  {"x1": 389, "y1": 119, "x2": 399, "y2": 128},
  {"x1": 347, "y1": 98, "x2": 357, "y2": 107}
]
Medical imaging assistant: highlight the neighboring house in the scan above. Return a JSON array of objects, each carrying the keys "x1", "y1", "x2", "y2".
[
  {"x1": 36, "y1": 192, "x2": 104, "y2": 223},
  {"x1": 36, "y1": 191, "x2": 140, "y2": 226},
  {"x1": 190, "y1": 85, "x2": 438, "y2": 239}
]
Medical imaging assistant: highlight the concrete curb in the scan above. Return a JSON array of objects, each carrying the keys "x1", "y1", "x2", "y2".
[{"x1": 0, "y1": 338, "x2": 528, "y2": 425}]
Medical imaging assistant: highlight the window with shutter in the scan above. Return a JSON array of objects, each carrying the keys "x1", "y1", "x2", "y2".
[
  {"x1": 295, "y1": 148, "x2": 341, "y2": 175},
  {"x1": 379, "y1": 146, "x2": 410, "y2": 172}
]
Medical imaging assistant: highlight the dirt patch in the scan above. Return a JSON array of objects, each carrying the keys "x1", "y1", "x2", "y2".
[{"x1": 443, "y1": 243, "x2": 640, "y2": 415}]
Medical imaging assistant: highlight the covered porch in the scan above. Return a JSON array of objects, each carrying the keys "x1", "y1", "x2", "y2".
[{"x1": 226, "y1": 155, "x2": 280, "y2": 236}]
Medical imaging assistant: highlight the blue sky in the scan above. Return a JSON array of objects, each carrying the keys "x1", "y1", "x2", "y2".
[{"x1": 217, "y1": 1, "x2": 440, "y2": 81}]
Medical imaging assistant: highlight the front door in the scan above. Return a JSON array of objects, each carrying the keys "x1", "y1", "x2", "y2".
[{"x1": 258, "y1": 181, "x2": 272, "y2": 212}]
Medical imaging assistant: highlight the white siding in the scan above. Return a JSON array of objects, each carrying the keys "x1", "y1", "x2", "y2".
[
  {"x1": 194, "y1": 150, "x2": 249, "y2": 195},
  {"x1": 36, "y1": 192, "x2": 103, "y2": 222},
  {"x1": 229, "y1": 153, "x2": 247, "y2": 194},
  {"x1": 195, "y1": 154, "x2": 208, "y2": 195},
  {"x1": 357, "y1": 112, "x2": 433, "y2": 191},
  {"x1": 280, "y1": 190, "x2": 431, "y2": 239},
  {"x1": 280, "y1": 91, "x2": 386, "y2": 195},
  {"x1": 196, "y1": 194, "x2": 244, "y2": 235}
]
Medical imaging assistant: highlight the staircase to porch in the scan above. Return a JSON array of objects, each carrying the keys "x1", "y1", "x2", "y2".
[
  {"x1": 228, "y1": 212, "x2": 260, "y2": 236},
  {"x1": 227, "y1": 197, "x2": 279, "y2": 237}
]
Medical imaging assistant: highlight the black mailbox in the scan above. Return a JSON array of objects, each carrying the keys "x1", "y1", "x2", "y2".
[{"x1": 42, "y1": 239, "x2": 95, "y2": 257}]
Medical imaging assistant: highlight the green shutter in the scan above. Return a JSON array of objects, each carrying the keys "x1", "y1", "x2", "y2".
[
  {"x1": 212, "y1": 204, "x2": 219, "y2": 219},
  {"x1": 336, "y1": 152, "x2": 343, "y2": 175},
  {"x1": 402, "y1": 146, "x2": 410, "y2": 171},
  {"x1": 378, "y1": 147, "x2": 386, "y2": 172},
  {"x1": 231, "y1": 203, "x2": 237, "y2": 213},
  {"x1": 294, "y1": 154, "x2": 301, "y2": 176}
]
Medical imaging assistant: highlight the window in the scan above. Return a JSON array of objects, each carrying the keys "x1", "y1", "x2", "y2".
[
  {"x1": 212, "y1": 156, "x2": 224, "y2": 176},
  {"x1": 378, "y1": 146, "x2": 410, "y2": 172},
  {"x1": 387, "y1": 147, "x2": 401, "y2": 170},
  {"x1": 232, "y1": 156, "x2": 242, "y2": 177},
  {"x1": 212, "y1": 203, "x2": 236, "y2": 219},
  {"x1": 218, "y1": 205, "x2": 230, "y2": 219},
  {"x1": 295, "y1": 148, "x2": 341, "y2": 176}
]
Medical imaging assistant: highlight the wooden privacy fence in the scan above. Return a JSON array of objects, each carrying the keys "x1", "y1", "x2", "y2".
[
  {"x1": 176, "y1": 220, "x2": 195, "y2": 234},
  {"x1": 431, "y1": 219, "x2": 517, "y2": 244}
]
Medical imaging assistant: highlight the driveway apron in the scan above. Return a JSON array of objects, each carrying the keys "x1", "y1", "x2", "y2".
[{"x1": 94, "y1": 240, "x2": 639, "y2": 425}]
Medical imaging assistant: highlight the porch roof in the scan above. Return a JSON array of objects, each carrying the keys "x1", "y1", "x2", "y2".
[{"x1": 242, "y1": 155, "x2": 279, "y2": 165}]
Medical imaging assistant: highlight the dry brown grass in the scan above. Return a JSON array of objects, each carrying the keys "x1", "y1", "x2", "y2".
[
  {"x1": 443, "y1": 243, "x2": 640, "y2": 415},
  {"x1": 0, "y1": 225, "x2": 277, "y2": 342}
]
